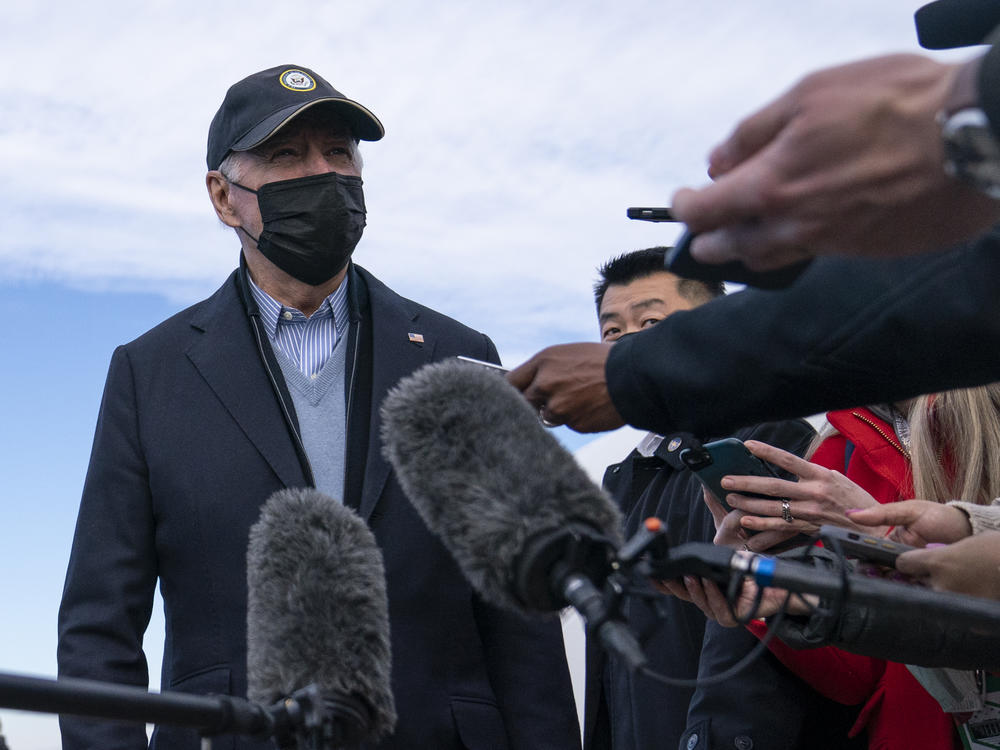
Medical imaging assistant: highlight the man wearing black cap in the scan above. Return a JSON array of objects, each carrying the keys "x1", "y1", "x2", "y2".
[{"x1": 56, "y1": 65, "x2": 580, "y2": 750}]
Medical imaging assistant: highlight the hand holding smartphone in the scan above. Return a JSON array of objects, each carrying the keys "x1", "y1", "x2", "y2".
[
  {"x1": 818, "y1": 525, "x2": 916, "y2": 568},
  {"x1": 681, "y1": 438, "x2": 785, "y2": 513},
  {"x1": 666, "y1": 231, "x2": 812, "y2": 289},
  {"x1": 625, "y1": 206, "x2": 812, "y2": 288}
]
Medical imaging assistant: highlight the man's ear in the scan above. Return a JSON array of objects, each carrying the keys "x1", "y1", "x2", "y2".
[{"x1": 206, "y1": 171, "x2": 241, "y2": 228}]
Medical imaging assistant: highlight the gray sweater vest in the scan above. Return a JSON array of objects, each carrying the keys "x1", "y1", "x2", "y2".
[{"x1": 273, "y1": 335, "x2": 348, "y2": 502}]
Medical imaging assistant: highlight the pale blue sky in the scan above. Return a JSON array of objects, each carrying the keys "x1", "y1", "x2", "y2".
[{"x1": 0, "y1": 0, "x2": 970, "y2": 746}]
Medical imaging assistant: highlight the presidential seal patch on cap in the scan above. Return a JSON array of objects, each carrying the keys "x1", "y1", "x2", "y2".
[{"x1": 280, "y1": 69, "x2": 316, "y2": 92}]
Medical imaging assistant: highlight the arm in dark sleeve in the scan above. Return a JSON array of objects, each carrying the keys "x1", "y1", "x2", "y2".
[
  {"x1": 472, "y1": 601, "x2": 581, "y2": 749},
  {"x1": 773, "y1": 598, "x2": 1000, "y2": 671},
  {"x1": 57, "y1": 346, "x2": 157, "y2": 750},
  {"x1": 978, "y1": 33, "x2": 1000, "y2": 140},
  {"x1": 606, "y1": 231, "x2": 1000, "y2": 437},
  {"x1": 768, "y1": 548, "x2": 1000, "y2": 670}
]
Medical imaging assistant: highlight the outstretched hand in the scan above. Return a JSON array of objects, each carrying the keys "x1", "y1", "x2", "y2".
[
  {"x1": 671, "y1": 54, "x2": 1000, "y2": 270},
  {"x1": 845, "y1": 499, "x2": 973, "y2": 547},
  {"x1": 895, "y1": 531, "x2": 1000, "y2": 600},
  {"x1": 656, "y1": 575, "x2": 812, "y2": 627},
  {"x1": 506, "y1": 343, "x2": 624, "y2": 433},
  {"x1": 701, "y1": 487, "x2": 801, "y2": 553}
]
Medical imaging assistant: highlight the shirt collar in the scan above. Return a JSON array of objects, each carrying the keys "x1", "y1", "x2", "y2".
[
  {"x1": 247, "y1": 273, "x2": 350, "y2": 339},
  {"x1": 635, "y1": 432, "x2": 665, "y2": 458}
]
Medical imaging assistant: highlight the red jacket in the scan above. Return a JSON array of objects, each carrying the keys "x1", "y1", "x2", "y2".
[{"x1": 748, "y1": 407, "x2": 959, "y2": 750}]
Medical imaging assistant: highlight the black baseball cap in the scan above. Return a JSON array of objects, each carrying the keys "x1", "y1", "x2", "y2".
[{"x1": 206, "y1": 65, "x2": 384, "y2": 171}]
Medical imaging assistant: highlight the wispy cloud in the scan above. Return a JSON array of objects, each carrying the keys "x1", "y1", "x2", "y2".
[{"x1": 0, "y1": 0, "x2": 966, "y2": 359}]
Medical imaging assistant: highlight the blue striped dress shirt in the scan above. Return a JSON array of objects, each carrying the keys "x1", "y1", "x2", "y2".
[{"x1": 248, "y1": 275, "x2": 350, "y2": 378}]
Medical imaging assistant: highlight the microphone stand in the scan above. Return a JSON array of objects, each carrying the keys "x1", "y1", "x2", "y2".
[{"x1": 0, "y1": 672, "x2": 365, "y2": 749}]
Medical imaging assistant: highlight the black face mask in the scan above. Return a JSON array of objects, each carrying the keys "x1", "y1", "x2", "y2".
[{"x1": 230, "y1": 171, "x2": 366, "y2": 286}]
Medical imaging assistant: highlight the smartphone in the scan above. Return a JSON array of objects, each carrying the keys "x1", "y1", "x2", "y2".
[
  {"x1": 818, "y1": 525, "x2": 916, "y2": 568},
  {"x1": 665, "y1": 230, "x2": 813, "y2": 289},
  {"x1": 680, "y1": 438, "x2": 784, "y2": 514},
  {"x1": 455, "y1": 355, "x2": 509, "y2": 374},
  {"x1": 626, "y1": 206, "x2": 677, "y2": 222}
]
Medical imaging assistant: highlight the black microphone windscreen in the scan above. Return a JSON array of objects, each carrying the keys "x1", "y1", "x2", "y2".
[
  {"x1": 246, "y1": 488, "x2": 396, "y2": 742},
  {"x1": 380, "y1": 360, "x2": 622, "y2": 613},
  {"x1": 914, "y1": 0, "x2": 1000, "y2": 48}
]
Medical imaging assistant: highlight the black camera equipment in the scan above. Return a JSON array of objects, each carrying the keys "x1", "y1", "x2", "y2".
[
  {"x1": 0, "y1": 672, "x2": 371, "y2": 750},
  {"x1": 587, "y1": 511, "x2": 1000, "y2": 687}
]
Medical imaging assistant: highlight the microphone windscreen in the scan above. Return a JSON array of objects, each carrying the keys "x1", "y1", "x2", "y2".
[
  {"x1": 246, "y1": 488, "x2": 396, "y2": 741},
  {"x1": 914, "y1": 0, "x2": 1000, "y2": 48},
  {"x1": 380, "y1": 359, "x2": 622, "y2": 613}
]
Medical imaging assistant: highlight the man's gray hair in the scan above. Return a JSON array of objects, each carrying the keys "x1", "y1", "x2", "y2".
[{"x1": 218, "y1": 150, "x2": 248, "y2": 184}]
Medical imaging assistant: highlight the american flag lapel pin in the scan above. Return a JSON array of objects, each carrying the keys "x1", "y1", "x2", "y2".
[{"x1": 408, "y1": 332, "x2": 425, "y2": 344}]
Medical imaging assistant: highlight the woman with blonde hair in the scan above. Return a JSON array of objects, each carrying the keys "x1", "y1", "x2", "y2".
[
  {"x1": 675, "y1": 383, "x2": 1000, "y2": 750},
  {"x1": 908, "y1": 385, "x2": 1000, "y2": 508}
]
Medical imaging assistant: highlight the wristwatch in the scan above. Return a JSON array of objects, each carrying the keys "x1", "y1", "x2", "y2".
[
  {"x1": 940, "y1": 106, "x2": 1000, "y2": 198},
  {"x1": 939, "y1": 55, "x2": 1000, "y2": 199}
]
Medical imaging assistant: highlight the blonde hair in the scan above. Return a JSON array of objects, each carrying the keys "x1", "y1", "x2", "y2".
[{"x1": 908, "y1": 383, "x2": 1000, "y2": 506}]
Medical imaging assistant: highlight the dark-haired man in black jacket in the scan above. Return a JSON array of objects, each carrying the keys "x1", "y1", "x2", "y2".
[{"x1": 582, "y1": 249, "x2": 861, "y2": 750}]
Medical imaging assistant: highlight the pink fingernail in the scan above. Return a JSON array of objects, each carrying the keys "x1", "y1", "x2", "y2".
[{"x1": 925, "y1": 543, "x2": 946, "y2": 549}]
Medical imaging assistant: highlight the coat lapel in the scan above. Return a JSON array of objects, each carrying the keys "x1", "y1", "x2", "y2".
[
  {"x1": 185, "y1": 275, "x2": 307, "y2": 490},
  {"x1": 356, "y1": 269, "x2": 433, "y2": 520}
]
